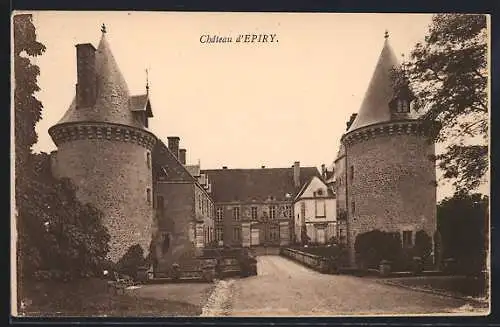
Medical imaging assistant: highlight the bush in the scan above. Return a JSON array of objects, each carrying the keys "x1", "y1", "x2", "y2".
[
  {"x1": 116, "y1": 244, "x2": 147, "y2": 280},
  {"x1": 414, "y1": 230, "x2": 432, "y2": 261},
  {"x1": 17, "y1": 155, "x2": 111, "y2": 280},
  {"x1": 355, "y1": 230, "x2": 402, "y2": 269}
]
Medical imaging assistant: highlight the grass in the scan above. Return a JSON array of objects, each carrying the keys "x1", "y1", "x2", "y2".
[
  {"x1": 384, "y1": 275, "x2": 489, "y2": 299},
  {"x1": 16, "y1": 277, "x2": 203, "y2": 317}
]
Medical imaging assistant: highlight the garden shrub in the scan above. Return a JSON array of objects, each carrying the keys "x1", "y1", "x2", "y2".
[
  {"x1": 355, "y1": 230, "x2": 403, "y2": 269},
  {"x1": 116, "y1": 244, "x2": 147, "y2": 280}
]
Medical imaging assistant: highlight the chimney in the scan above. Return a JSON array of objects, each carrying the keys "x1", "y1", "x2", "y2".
[
  {"x1": 346, "y1": 113, "x2": 358, "y2": 131},
  {"x1": 321, "y1": 164, "x2": 326, "y2": 179},
  {"x1": 179, "y1": 149, "x2": 186, "y2": 165},
  {"x1": 75, "y1": 43, "x2": 97, "y2": 108},
  {"x1": 167, "y1": 136, "x2": 180, "y2": 159},
  {"x1": 293, "y1": 161, "x2": 300, "y2": 188},
  {"x1": 261, "y1": 165, "x2": 266, "y2": 169},
  {"x1": 222, "y1": 166, "x2": 228, "y2": 169}
]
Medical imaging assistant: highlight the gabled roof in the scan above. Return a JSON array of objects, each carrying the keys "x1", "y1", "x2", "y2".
[
  {"x1": 294, "y1": 175, "x2": 334, "y2": 201},
  {"x1": 202, "y1": 167, "x2": 321, "y2": 203},
  {"x1": 130, "y1": 94, "x2": 153, "y2": 117},
  {"x1": 152, "y1": 139, "x2": 196, "y2": 183},
  {"x1": 54, "y1": 30, "x2": 148, "y2": 129},
  {"x1": 347, "y1": 35, "x2": 401, "y2": 133}
]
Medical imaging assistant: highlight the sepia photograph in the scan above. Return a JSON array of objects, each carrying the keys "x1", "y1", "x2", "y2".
[{"x1": 12, "y1": 11, "x2": 490, "y2": 317}]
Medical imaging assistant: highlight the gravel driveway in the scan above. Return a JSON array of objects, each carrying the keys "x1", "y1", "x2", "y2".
[{"x1": 202, "y1": 255, "x2": 487, "y2": 317}]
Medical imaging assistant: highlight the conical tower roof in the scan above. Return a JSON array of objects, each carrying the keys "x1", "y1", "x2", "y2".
[
  {"x1": 55, "y1": 26, "x2": 144, "y2": 129},
  {"x1": 346, "y1": 32, "x2": 400, "y2": 133}
]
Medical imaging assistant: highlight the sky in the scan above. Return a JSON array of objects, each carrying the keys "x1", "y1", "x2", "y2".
[{"x1": 21, "y1": 11, "x2": 488, "y2": 200}]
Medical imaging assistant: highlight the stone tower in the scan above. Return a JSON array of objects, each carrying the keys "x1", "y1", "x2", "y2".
[
  {"x1": 334, "y1": 32, "x2": 437, "y2": 266},
  {"x1": 48, "y1": 25, "x2": 157, "y2": 262}
]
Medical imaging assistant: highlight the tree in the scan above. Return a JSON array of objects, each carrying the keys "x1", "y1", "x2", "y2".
[
  {"x1": 392, "y1": 14, "x2": 488, "y2": 192},
  {"x1": 14, "y1": 14, "x2": 46, "y2": 188},
  {"x1": 17, "y1": 153, "x2": 111, "y2": 279},
  {"x1": 14, "y1": 14, "x2": 111, "y2": 281},
  {"x1": 437, "y1": 192, "x2": 488, "y2": 273},
  {"x1": 117, "y1": 244, "x2": 147, "y2": 279}
]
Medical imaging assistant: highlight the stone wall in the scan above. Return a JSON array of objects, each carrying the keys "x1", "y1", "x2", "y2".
[
  {"x1": 51, "y1": 135, "x2": 154, "y2": 262},
  {"x1": 344, "y1": 128, "x2": 437, "y2": 266},
  {"x1": 154, "y1": 182, "x2": 196, "y2": 269}
]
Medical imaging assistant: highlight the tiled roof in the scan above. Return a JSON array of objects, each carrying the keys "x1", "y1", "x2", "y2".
[
  {"x1": 54, "y1": 32, "x2": 147, "y2": 129},
  {"x1": 347, "y1": 37, "x2": 401, "y2": 132},
  {"x1": 130, "y1": 94, "x2": 153, "y2": 117},
  {"x1": 152, "y1": 139, "x2": 196, "y2": 183},
  {"x1": 202, "y1": 167, "x2": 321, "y2": 203}
]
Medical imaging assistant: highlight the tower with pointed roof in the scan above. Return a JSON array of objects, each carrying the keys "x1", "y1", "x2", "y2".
[
  {"x1": 48, "y1": 25, "x2": 157, "y2": 262},
  {"x1": 334, "y1": 32, "x2": 437, "y2": 267}
]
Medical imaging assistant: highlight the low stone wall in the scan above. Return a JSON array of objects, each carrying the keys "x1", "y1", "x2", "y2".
[{"x1": 280, "y1": 248, "x2": 332, "y2": 274}]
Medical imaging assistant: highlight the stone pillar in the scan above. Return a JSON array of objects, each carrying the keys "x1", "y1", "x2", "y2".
[
  {"x1": 279, "y1": 221, "x2": 290, "y2": 246},
  {"x1": 242, "y1": 222, "x2": 251, "y2": 247}
]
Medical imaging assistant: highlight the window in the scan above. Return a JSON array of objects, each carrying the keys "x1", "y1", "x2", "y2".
[
  {"x1": 284, "y1": 205, "x2": 291, "y2": 218},
  {"x1": 351, "y1": 200, "x2": 355, "y2": 215},
  {"x1": 146, "y1": 188, "x2": 151, "y2": 204},
  {"x1": 251, "y1": 206, "x2": 258, "y2": 220},
  {"x1": 233, "y1": 207, "x2": 240, "y2": 221},
  {"x1": 300, "y1": 202, "x2": 306, "y2": 220},
  {"x1": 403, "y1": 231, "x2": 413, "y2": 248},
  {"x1": 269, "y1": 205, "x2": 276, "y2": 219},
  {"x1": 397, "y1": 99, "x2": 410, "y2": 113},
  {"x1": 146, "y1": 152, "x2": 151, "y2": 169},
  {"x1": 199, "y1": 194, "x2": 202, "y2": 210},
  {"x1": 350, "y1": 166, "x2": 354, "y2": 181},
  {"x1": 216, "y1": 207, "x2": 223, "y2": 222},
  {"x1": 233, "y1": 227, "x2": 241, "y2": 241},
  {"x1": 216, "y1": 228, "x2": 223, "y2": 241},
  {"x1": 315, "y1": 199, "x2": 326, "y2": 217}
]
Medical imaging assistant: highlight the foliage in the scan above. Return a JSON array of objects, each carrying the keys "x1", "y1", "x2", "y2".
[
  {"x1": 116, "y1": 244, "x2": 147, "y2": 279},
  {"x1": 437, "y1": 192, "x2": 488, "y2": 274},
  {"x1": 14, "y1": 14, "x2": 111, "y2": 281},
  {"x1": 392, "y1": 14, "x2": 488, "y2": 192},
  {"x1": 17, "y1": 153, "x2": 111, "y2": 279},
  {"x1": 354, "y1": 230, "x2": 402, "y2": 269},
  {"x1": 413, "y1": 230, "x2": 433, "y2": 261},
  {"x1": 14, "y1": 14, "x2": 46, "y2": 190}
]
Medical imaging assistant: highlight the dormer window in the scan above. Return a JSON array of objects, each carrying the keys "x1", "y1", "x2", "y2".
[{"x1": 396, "y1": 99, "x2": 410, "y2": 113}]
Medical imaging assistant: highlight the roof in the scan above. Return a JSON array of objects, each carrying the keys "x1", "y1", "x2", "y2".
[
  {"x1": 185, "y1": 165, "x2": 201, "y2": 177},
  {"x1": 346, "y1": 36, "x2": 401, "y2": 132},
  {"x1": 294, "y1": 175, "x2": 335, "y2": 201},
  {"x1": 152, "y1": 139, "x2": 196, "y2": 183},
  {"x1": 202, "y1": 167, "x2": 321, "y2": 203},
  {"x1": 54, "y1": 31, "x2": 149, "y2": 129},
  {"x1": 130, "y1": 94, "x2": 153, "y2": 117}
]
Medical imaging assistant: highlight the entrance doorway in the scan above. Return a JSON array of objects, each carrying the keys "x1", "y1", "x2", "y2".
[{"x1": 251, "y1": 228, "x2": 260, "y2": 246}]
